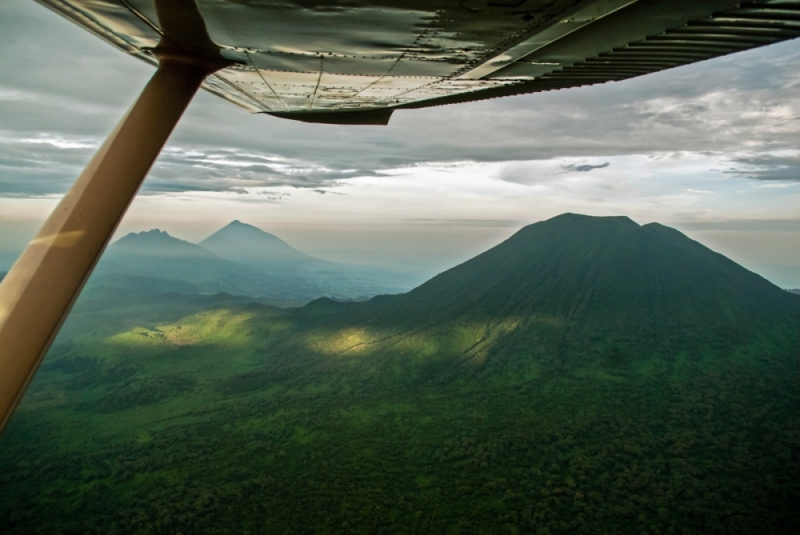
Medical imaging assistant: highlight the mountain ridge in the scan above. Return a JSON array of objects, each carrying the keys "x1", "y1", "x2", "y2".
[
  {"x1": 110, "y1": 229, "x2": 221, "y2": 259},
  {"x1": 92, "y1": 221, "x2": 415, "y2": 304}
]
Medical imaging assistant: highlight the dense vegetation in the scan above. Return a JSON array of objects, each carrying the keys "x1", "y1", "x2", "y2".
[{"x1": 1, "y1": 215, "x2": 798, "y2": 534}]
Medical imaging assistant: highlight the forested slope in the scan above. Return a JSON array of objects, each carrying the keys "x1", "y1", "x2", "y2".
[{"x1": 1, "y1": 215, "x2": 798, "y2": 534}]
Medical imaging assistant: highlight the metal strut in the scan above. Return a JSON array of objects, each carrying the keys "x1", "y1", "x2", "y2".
[{"x1": 0, "y1": 56, "x2": 212, "y2": 433}]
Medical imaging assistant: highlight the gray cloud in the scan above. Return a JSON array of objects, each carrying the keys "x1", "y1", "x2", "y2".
[
  {"x1": 0, "y1": 134, "x2": 95, "y2": 195},
  {"x1": 562, "y1": 162, "x2": 610, "y2": 173},
  {"x1": 310, "y1": 189, "x2": 345, "y2": 195},
  {"x1": 1, "y1": 0, "x2": 800, "y2": 197},
  {"x1": 140, "y1": 147, "x2": 379, "y2": 194},
  {"x1": 726, "y1": 154, "x2": 800, "y2": 181}
]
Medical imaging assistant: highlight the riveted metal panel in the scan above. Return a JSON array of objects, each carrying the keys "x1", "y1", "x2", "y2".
[{"x1": 34, "y1": 0, "x2": 800, "y2": 123}]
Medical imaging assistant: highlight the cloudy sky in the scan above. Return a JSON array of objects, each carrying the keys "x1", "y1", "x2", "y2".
[{"x1": 1, "y1": 0, "x2": 799, "y2": 286}]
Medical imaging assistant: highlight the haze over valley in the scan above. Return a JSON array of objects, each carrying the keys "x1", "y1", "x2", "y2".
[
  {"x1": 88, "y1": 220, "x2": 422, "y2": 306},
  {"x1": 2, "y1": 214, "x2": 798, "y2": 534}
]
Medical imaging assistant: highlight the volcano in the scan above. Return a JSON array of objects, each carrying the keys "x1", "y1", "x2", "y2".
[{"x1": 302, "y1": 213, "x2": 800, "y2": 371}]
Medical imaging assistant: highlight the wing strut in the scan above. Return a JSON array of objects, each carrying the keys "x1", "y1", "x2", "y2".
[{"x1": 0, "y1": 55, "x2": 216, "y2": 433}]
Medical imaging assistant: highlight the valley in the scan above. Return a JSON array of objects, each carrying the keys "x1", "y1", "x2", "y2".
[{"x1": 1, "y1": 215, "x2": 798, "y2": 534}]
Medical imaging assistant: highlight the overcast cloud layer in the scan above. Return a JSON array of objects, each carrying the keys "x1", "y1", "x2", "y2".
[{"x1": 0, "y1": 0, "x2": 798, "y2": 286}]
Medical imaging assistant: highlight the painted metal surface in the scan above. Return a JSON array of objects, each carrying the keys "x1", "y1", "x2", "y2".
[{"x1": 31, "y1": 0, "x2": 800, "y2": 122}]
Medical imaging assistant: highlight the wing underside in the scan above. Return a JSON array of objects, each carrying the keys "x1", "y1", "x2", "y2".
[{"x1": 35, "y1": 0, "x2": 800, "y2": 123}]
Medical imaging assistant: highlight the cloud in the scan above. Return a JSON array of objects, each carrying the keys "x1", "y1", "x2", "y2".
[
  {"x1": 562, "y1": 162, "x2": 610, "y2": 173},
  {"x1": 310, "y1": 189, "x2": 345, "y2": 195},
  {"x1": 494, "y1": 158, "x2": 614, "y2": 186},
  {"x1": 495, "y1": 161, "x2": 558, "y2": 185},
  {"x1": 1, "y1": 1, "x2": 799, "y2": 197},
  {"x1": 726, "y1": 153, "x2": 800, "y2": 182},
  {"x1": 138, "y1": 147, "x2": 378, "y2": 194}
]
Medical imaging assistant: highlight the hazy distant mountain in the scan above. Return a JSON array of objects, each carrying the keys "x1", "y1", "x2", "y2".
[
  {"x1": 199, "y1": 220, "x2": 318, "y2": 266},
  {"x1": 198, "y1": 220, "x2": 420, "y2": 290},
  {"x1": 790, "y1": 289, "x2": 800, "y2": 295},
  {"x1": 197, "y1": 220, "x2": 422, "y2": 298},
  {"x1": 96, "y1": 229, "x2": 246, "y2": 293},
  {"x1": 92, "y1": 229, "x2": 307, "y2": 304},
  {"x1": 88, "y1": 225, "x2": 414, "y2": 305},
  {"x1": 110, "y1": 229, "x2": 220, "y2": 259}
]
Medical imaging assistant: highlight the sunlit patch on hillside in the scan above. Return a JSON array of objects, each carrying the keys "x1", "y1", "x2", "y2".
[
  {"x1": 308, "y1": 327, "x2": 378, "y2": 355},
  {"x1": 107, "y1": 309, "x2": 254, "y2": 347},
  {"x1": 308, "y1": 316, "x2": 529, "y2": 366},
  {"x1": 308, "y1": 325, "x2": 449, "y2": 359}
]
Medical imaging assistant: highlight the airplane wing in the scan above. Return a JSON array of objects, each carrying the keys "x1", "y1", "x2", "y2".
[{"x1": 35, "y1": 0, "x2": 800, "y2": 124}]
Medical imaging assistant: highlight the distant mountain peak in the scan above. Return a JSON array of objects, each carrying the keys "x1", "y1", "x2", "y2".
[
  {"x1": 110, "y1": 228, "x2": 218, "y2": 259},
  {"x1": 118, "y1": 228, "x2": 174, "y2": 242},
  {"x1": 139, "y1": 229, "x2": 168, "y2": 237},
  {"x1": 215, "y1": 220, "x2": 277, "y2": 236},
  {"x1": 548, "y1": 213, "x2": 637, "y2": 226},
  {"x1": 200, "y1": 221, "x2": 317, "y2": 265}
]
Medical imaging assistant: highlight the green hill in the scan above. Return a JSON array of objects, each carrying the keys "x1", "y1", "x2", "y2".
[{"x1": 1, "y1": 214, "x2": 798, "y2": 535}]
